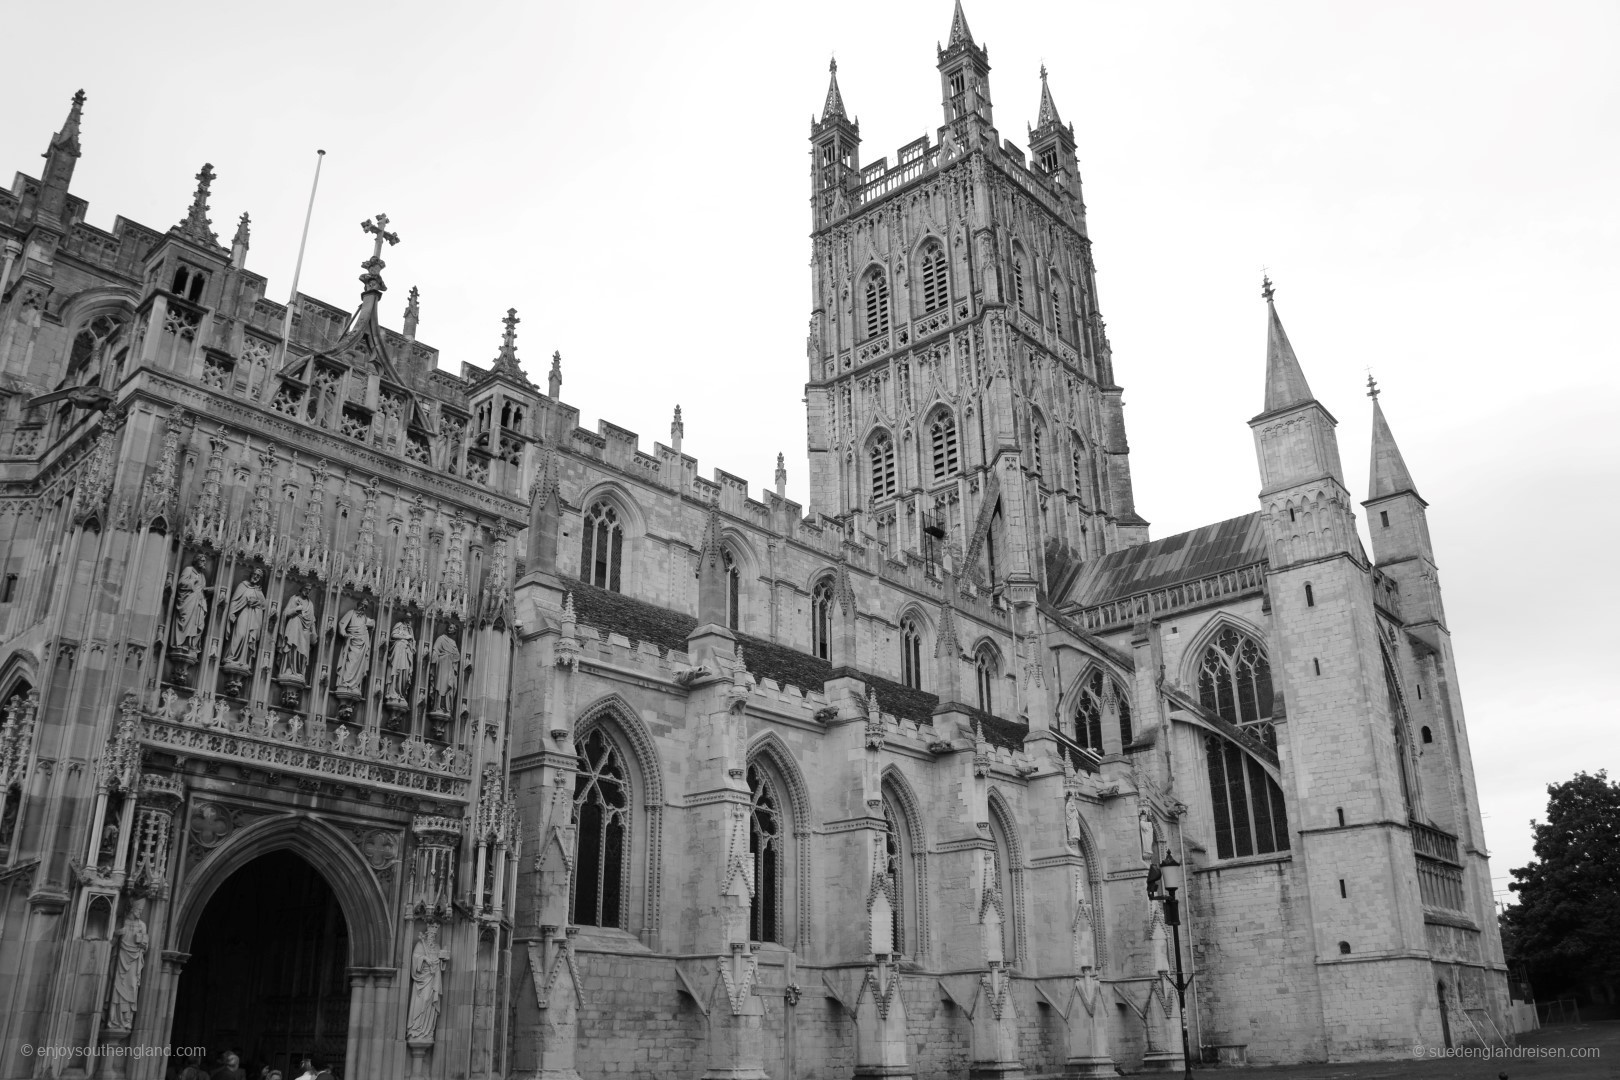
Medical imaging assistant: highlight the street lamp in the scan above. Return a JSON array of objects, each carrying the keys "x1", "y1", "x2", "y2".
[{"x1": 1157, "y1": 850, "x2": 1194, "y2": 1080}]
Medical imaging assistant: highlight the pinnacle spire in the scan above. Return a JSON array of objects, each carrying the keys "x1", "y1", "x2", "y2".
[
  {"x1": 548, "y1": 350, "x2": 562, "y2": 399},
  {"x1": 821, "y1": 58, "x2": 848, "y2": 122},
  {"x1": 231, "y1": 212, "x2": 251, "y2": 250},
  {"x1": 1368, "y1": 393, "x2": 1420, "y2": 501},
  {"x1": 947, "y1": 0, "x2": 975, "y2": 47},
  {"x1": 1261, "y1": 277, "x2": 1315, "y2": 413},
  {"x1": 50, "y1": 90, "x2": 85, "y2": 157},
  {"x1": 491, "y1": 308, "x2": 531, "y2": 384},
  {"x1": 177, "y1": 163, "x2": 220, "y2": 247},
  {"x1": 1035, "y1": 64, "x2": 1061, "y2": 128}
]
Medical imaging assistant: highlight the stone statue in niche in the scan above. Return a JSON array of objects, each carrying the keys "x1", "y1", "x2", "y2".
[
  {"x1": 170, "y1": 555, "x2": 212, "y2": 660},
  {"x1": 406, "y1": 921, "x2": 449, "y2": 1042},
  {"x1": 106, "y1": 897, "x2": 149, "y2": 1031},
  {"x1": 334, "y1": 599, "x2": 376, "y2": 698},
  {"x1": 222, "y1": 568, "x2": 266, "y2": 674},
  {"x1": 428, "y1": 632, "x2": 460, "y2": 719},
  {"x1": 384, "y1": 620, "x2": 416, "y2": 709},
  {"x1": 1065, "y1": 793, "x2": 1083, "y2": 849},
  {"x1": 1138, "y1": 809, "x2": 1156, "y2": 865},
  {"x1": 276, "y1": 583, "x2": 317, "y2": 686}
]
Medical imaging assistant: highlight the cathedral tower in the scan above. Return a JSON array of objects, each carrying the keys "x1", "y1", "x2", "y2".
[{"x1": 804, "y1": 3, "x2": 1145, "y2": 598}]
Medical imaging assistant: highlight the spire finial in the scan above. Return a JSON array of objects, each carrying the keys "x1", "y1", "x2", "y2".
[
  {"x1": 1261, "y1": 274, "x2": 1275, "y2": 303},
  {"x1": 775, "y1": 452, "x2": 787, "y2": 498},
  {"x1": 232, "y1": 212, "x2": 251, "y2": 250},
  {"x1": 1035, "y1": 65, "x2": 1062, "y2": 128},
  {"x1": 177, "y1": 163, "x2": 220, "y2": 246},
  {"x1": 548, "y1": 349, "x2": 562, "y2": 399},
  {"x1": 1366, "y1": 371, "x2": 1380, "y2": 400},
  {"x1": 671, "y1": 404, "x2": 684, "y2": 452},
  {"x1": 947, "y1": 0, "x2": 975, "y2": 47},
  {"x1": 403, "y1": 286, "x2": 421, "y2": 339},
  {"x1": 52, "y1": 89, "x2": 86, "y2": 155},
  {"x1": 1040, "y1": 63, "x2": 1048, "y2": 81},
  {"x1": 501, "y1": 307, "x2": 519, "y2": 355},
  {"x1": 359, "y1": 213, "x2": 400, "y2": 294}
]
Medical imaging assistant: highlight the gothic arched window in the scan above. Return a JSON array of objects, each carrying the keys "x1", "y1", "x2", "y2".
[
  {"x1": 1205, "y1": 735, "x2": 1290, "y2": 860},
  {"x1": 1070, "y1": 434, "x2": 1086, "y2": 499},
  {"x1": 1012, "y1": 253, "x2": 1029, "y2": 313},
  {"x1": 975, "y1": 644, "x2": 999, "y2": 714},
  {"x1": 930, "y1": 410, "x2": 960, "y2": 483},
  {"x1": 1075, "y1": 668, "x2": 1133, "y2": 754},
  {"x1": 882, "y1": 797, "x2": 907, "y2": 954},
  {"x1": 1385, "y1": 657, "x2": 1418, "y2": 819},
  {"x1": 580, "y1": 501, "x2": 624, "y2": 592},
  {"x1": 900, "y1": 617, "x2": 924, "y2": 690},
  {"x1": 1031, "y1": 418, "x2": 1046, "y2": 484},
  {"x1": 723, "y1": 550, "x2": 742, "y2": 631},
  {"x1": 572, "y1": 728, "x2": 631, "y2": 928},
  {"x1": 919, "y1": 243, "x2": 949, "y2": 314},
  {"x1": 747, "y1": 763, "x2": 784, "y2": 943},
  {"x1": 1197, "y1": 627, "x2": 1274, "y2": 725},
  {"x1": 863, "y1": 268, "x2": 891, "y2": 340},
  {"x1": 869, "y1": 430, "x2": 897, "y2": 502},
  {"x1": 1050, "y1": 275, "x2": 1068, "y2": 338},
  {"x1": 811, "y1": 578, "x2": 833, "y2": 660}
]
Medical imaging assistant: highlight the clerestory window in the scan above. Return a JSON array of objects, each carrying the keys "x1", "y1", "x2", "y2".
[
  {"x1": 900, "y1": 617, "x2": 924, "y2": 690},
  {"x1": 811, "y1": 578, "x2": 833, "y2": 660},
  {"x1": 580, "y1": 501, "x2": 624, "y2": 592}
]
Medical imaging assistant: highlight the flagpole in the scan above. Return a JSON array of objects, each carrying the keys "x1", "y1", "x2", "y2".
[{"x1": 278, "y1": 148, "x2": 326, "y2": 366}]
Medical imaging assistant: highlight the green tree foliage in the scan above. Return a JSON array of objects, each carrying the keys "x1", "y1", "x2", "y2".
[{"x1": 1502, "y1": 771, "x2": 1620, "y2": 1005}]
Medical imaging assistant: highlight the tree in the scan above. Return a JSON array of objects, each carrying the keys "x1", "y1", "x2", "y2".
[{"x1": 1501, "y1": 770, "x2": 1620, "y2": 1006}]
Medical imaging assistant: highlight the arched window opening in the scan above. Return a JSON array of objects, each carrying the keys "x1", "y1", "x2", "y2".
[
  {"x1": 1050, "y1": 276, "x2": 1068, "y2": 337},
  {"x1": 747, "y1": 763, "x2": 784, "y2": 944},
  {"x1": 1205, "y1": 735, "x2": 1290, "y2": 860},
  {"x1": 811, "y1": 578, "x2": 833, "y2": 661},
  {"x1": 580, "y1": 501, "x2": 624, "y2": 592},
  {"x1": 975, "y1": 645, "x2": 999, "y2": 714},
  {"x1": 1197, "y1": 627, "x2": 1274, "y2": 725},
  {"x1": 882, "y1": 797, "x2": 906, "y2": 954},
  {"x1": 986, "y1": 808, "x2": 1017, "y2": 962},
  {"x1": 869, "y1": 431, "x2": 897, "y2": 502},
  {"x1": 1012, "y1": 254, "x2": 1029, "y2": 313},
  {"x1": 863, "y1": 269, "x2": 891, "y2": 340},
  {"x1": 1421, "y1": 725, "x2": 1433, "y2": 744},
  {"x1": 1032, "y1": 421, "x2": 1045, "y2": 483},
  {"x1": 919, "y1": 244, "x2": 949, "y2": 313},
  {"x1": 572, "y1": 727, "x2": 631, "y2": 928},
  {"x1": 900, "y1": 617, "x2": 924, "y2": 690},
  {"x1": 930, "y1": 411, "x2": 960, "y2": 483},
  {"x1": 1119, "y1": 686, "x2": 1133, "y2": 748},
  {"x1": 724, "y1": 550, "x2": 741, "y2": 631},
  {"x1": 1071, "y1": 435, "x2": 1086, "y2": 497}
]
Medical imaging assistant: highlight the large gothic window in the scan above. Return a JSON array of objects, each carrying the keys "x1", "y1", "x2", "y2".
[
  {"x1": 863, "y1": 269, "x2": 891, "y2": 340},
  {"x1": 580, "y1": 501, "x2": 624, "y2": 592},
  {"x1": 572, "y1": 728, "x2": 631, "y2": 928},
  {"x1": 869, "y1": 430, "x2": 897, "y2": 502},
  {"x1": 930, "y1": 410, "x2": 960, "y2": 483},
  {"x1": 1205, "y1": 736, "x2": 1290, "y2": 860},
  {"x1": 975, "y1": 644, "x2": 999, "y2": 714},
  {"x1": 1197, "y1": 627, "x2": 1274, "y2": 725},
  {"x1": 1075, "y1": 668, "x2": 1135, "y2": 754},
  {"x1": 811, "y1": 578, "x2": 833, "y2": 660},
  {"x1": 900, "y1": 617, "x2": 924, "y2": 690},
  {"x1": 1385, "y1": 656, "x2": 1418, "y2": 819},
  {"x1": 882, "y1": 797, "x2": 906, "y2": 954},
  {"x1": 919, "y1": 243, "x2": 949, "y2": 313},
  {"x1": 747, "y1": 764, "x2": 784, "y2": 944}
]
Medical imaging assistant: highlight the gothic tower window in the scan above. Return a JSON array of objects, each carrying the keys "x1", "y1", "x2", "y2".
[
  {"x1": 900, "y1": 617, "x2": 924, "y2": 690},
  {"x1": 869, "y1": 430, "x2": 897, "y2": 502},
  {"x1": 747, "y1": 763, "x2": 784, "y2": 944},
  {"x1": 1050, "y1": 274, "x2": 1068, "y2": 338},
  {"x1": 580, "y1": 501, "x2": 624, "y2": 592},
  {"x1": 881, "y1": 794, "x2": 910, "y2": 954},
  {"x1": 1204, "y1": 735, "x2": 1290, "y2": 860},
  {"x1": 918, "y1": 242, "x2": 949, "y2": 314},
  {"x1": 1012, "y1": 251, "x2": 1030, "y2": 314},
  {"x1": 1197, "y1": 627, "x2": 1274, "y2": 725},
  {"x1": 724, "y1": 550, "x2": 742, "y2": 631},
  {"x1": 975, "y1": 643, "x2": 999, "y2": 713},
  {"x1": 572, "y1": 728, "x2": 631, "y2": 928},
  {"x1": 1119, "y1": 686, "x2": 1134, "y2": 748},
  {"x1": 1032, "y1": 417, "x2": 1046, "y2": 484},
  {"x1": 863, "y1": 268, "x2": 891, "y2": 340},
  {"x1": 811, "y1": 578, "x2": 833, "y2": 660},
  {"x1": 930, "y1": 409, "x2": 960, "y2": 483},
  {"x1": 1071, "y1": 434, "x2": 1086, "y2": 497}
]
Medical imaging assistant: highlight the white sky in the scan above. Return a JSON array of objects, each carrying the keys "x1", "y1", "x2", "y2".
[{"x1": 7, "y1": 0, "x2": 1616, "y2": 902}]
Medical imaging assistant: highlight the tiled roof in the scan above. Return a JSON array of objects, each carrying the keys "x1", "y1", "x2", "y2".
[
  {"x1": 1066, "y1": 512, "x2": 1268, "y2": 609},
  {"x1": 566, "y1": 581, "x2": 1028, "y2": 750}
]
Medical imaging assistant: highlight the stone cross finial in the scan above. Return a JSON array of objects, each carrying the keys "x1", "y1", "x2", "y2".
[
  {"x1": 501, "y1": 308, "x2": 519, "y2": 353},
  {"x1": 178, "y1": 163, "x2": 220, "y2": 246},
  {"x1": 362, "y1": 213, "x2": 400, "y2": 259},
  {"x1": 1261, "y1": 273, "x2": 1275, "y2": 303},
  {"x1": 1366, "y1": 372, "x2": 1380, "y2": 400}
]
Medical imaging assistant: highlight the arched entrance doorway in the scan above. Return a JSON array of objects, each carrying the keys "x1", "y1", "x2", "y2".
[{"x1": 170, "y1": 851, "x2": 351, "y2": 1075}]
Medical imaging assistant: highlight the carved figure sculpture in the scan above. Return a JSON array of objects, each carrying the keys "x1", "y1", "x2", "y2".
[
  {"x1": 106, "y1": 898, "x2": 149, "y2": 1030},
  {"x1": 406, "y1": 921, "x2": 448, "y2": 1041},
  {"x1": 171, "y1": 556, "x2": 211, "y2": 656},
  {"x1": 222, "y1": 569, "x2": 266, "y2": 670},
  {"x1": 277, "y1": 584, "x2": 316, "y2": 683},
  {"x1": 428, "y1": 633, "x2": 460, "y2": 717},
  {"x1": 1065, "y1": 793, "x2": 1083, "y2": 849},
  {"x1": 1138, "y1": 809, "x2": 1156, "y2": 865},
  {"x1": 334, "y1": 600, "x2": 375, "y2": 696},
  {"x1": 385, "y1": 620, "x2": 416, "y2": 707}
]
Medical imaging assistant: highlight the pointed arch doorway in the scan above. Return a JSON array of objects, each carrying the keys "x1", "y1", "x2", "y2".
[{"x1": 170, "y1": 851, "x2": 351, "y2": 1075}]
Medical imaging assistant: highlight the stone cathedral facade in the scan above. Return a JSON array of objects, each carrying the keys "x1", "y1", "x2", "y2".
[{"x1": 0, "y1": 6, "x2": 1511, "y2": 1079}]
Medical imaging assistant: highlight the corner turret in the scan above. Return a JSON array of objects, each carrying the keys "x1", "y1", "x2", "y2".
[{"x1": 1362, "y1": 381, "x2": 1445, "y2": 630}]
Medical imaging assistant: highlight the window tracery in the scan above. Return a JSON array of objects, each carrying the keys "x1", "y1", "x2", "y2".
[
  {"x1": 572, "y1": 728, "x2": 631, "y2": 928},
  {"x1": 580, "y1": 501, "x2": 624, "y2": 592},
  {"x1": 869, "y1": 430, "x2": 897, "y2": 503},
  {"x1": 900, "y1": 617, "x2": 924, "y2": 690},
  {"x1": 1197, "y1": 626, "x2": 1274, "y2": 725},
  {"x1": 811, "y1": 578, "x2": 833, "y2": 660},
  {"x1": 747, "y1": 763, "x2": 783, "y2": 943}
]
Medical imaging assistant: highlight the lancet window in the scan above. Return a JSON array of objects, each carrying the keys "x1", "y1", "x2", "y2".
[
  {"x1": 863, "y1": 269, "x2": 891, "y2": 340},
  {"x1": 930, "y1": 410, "x2": 960, "y2": 483},
  {"x1": 724, "y1": 549, "x2": 741, "y2": 632},
  {"x1": 747, "y1": 764, "x2": 784, "y2": 944},
  {"x1": 975, "y1": 644, "x2": 999, "y2": 713},
  {"x1": 811, "y1": 578, "x2": 833, "y2": 660},
  {"x1": 869, "y1": 430, "x2": 897, "y2": 503},
  {"x1": 919, "y1": 243, "x2": 949, "y2": 313},
  {"x1": 1205, "y1": 736, "x2": 1290, "y2": 860},
  {"x1": 900, "y1": 617, "x2": 924, "y2": 690},
  {"x1": 580, "y1": 501, "x2": 624, "y2": 592}
]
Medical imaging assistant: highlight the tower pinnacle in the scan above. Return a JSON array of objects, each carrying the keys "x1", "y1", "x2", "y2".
[
  {"x1": 947, "y1": 0, "x2": 975, "y2": 47},
  {"x1": 822, "y1": 58, "x2": 848, "y2": 122},
  {"x1": 1035, "y1": 64, "x2": 1061, "y2": 127},
  {"x1": 177, "y1": 163, "x2": 220, "y2": 247},
  {"x1": 50, "y1": 90, "x2": 86, "y2": 158},
  {"x1": 1261, "y1": 279, "x2": 1315, "y2": 414},
  {"x1": 1368, "y1": 394, "x2": 1420, "y2": 501}
]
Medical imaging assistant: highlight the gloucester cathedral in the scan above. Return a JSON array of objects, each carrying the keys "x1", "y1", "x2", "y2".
[{"x1": 0, "y1": 6, "x2": 1512, "y2": 1078}]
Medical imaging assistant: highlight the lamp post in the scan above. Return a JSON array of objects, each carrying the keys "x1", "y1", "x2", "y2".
[{"x1": 1157, "y1": 850, "x2": 1194, "y2": 1079}]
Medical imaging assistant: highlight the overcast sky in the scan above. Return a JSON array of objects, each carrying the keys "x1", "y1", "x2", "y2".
[{"x1": 6, "y1": 0, "x2": 1615, "y2": 901}]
